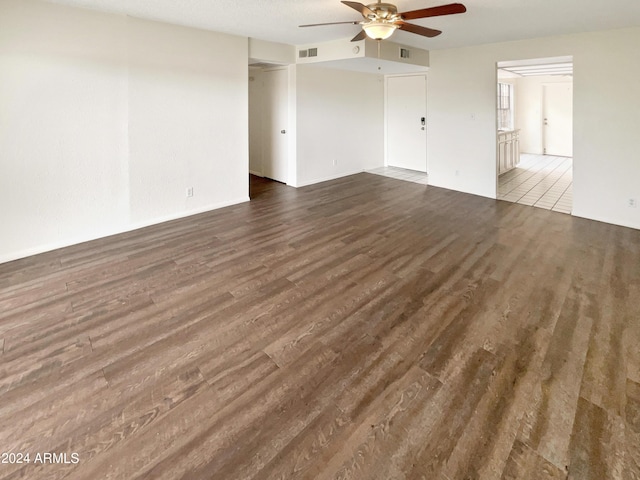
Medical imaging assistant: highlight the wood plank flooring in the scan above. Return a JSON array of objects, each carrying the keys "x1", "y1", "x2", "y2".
[{"x1": 1, "y1": 173, "x2": 639, "y2": 479}]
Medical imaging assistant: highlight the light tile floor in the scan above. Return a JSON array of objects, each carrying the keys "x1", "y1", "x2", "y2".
[
  {"x1": 366, "y1": 166, "x2": 429, "y2": 185},
  {"x1": 498, "y1": 154, "x2": 573, "y2": 214},
  {"x1": 368, "y1": 156, "x2": 572, "y2": 215}
]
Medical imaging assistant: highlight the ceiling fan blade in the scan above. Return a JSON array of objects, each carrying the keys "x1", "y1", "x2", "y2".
[
  {"x1": 299, "y1": 20, "x2": 360, "y2": 27},
  {"x1": 400, "y1": 3, "x2": 466, "y2": 21},
  {"x1": 397, "y1": 22, "x2": 442, "y2": 38},
  {"x1": 350, "y1": 30, "x2": 367, "y2": 42},
  {"x1": 341, "y1": 1, "x2": 375, "y2": 17}
]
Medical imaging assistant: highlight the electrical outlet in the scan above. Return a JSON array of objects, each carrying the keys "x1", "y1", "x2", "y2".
[
  {"x1": 186, "y1": 187, "x2": 194, "y2": 198},
  {"x1": 629, "y1": 198, "x2": 637, "y2": 208},
  {"x1": 333, "y1": 159, "x2": 337, "y2": 166},
  {"x1": 455, "y1": 170, "x2": 460, "y2": 177}
]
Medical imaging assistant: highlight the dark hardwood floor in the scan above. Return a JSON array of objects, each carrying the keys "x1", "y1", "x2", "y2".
[{"x1": 1, "y1": 173, "x2": 639, "y2": 479}]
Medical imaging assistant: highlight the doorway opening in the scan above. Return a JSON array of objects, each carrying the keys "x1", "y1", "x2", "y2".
[
  {"x1": 369, "y1": 73, "x2": 428, "y2": 185},
  {"x1": 249, "y1": 63, "x2": 290, "y2": 196},
  {"x1": 496, "y1": 57, "x2": 574, "y2": 214},
  {"x1": 249, "y1": 174, "x2": 281, "y2": 200}
]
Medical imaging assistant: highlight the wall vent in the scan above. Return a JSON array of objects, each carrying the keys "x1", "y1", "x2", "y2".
[
  {"x1": 299, "y1": 49, "x2": 308, "y2": 58},
  {"x1": 308, "y1": 48, "x2": 318, "y2": 57},
  {"x1": 400, "y1": 48, "x2": 410, "y2": 59}
]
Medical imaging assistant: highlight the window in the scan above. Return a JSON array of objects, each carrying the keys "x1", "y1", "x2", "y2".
[{"x1": 497, "y1": 82, "x2": 514, "y2": 131}]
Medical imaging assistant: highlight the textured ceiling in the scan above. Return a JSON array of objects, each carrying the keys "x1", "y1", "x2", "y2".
[{"x1": 45, "y1": 0, "x2": 640, "y2": 50}]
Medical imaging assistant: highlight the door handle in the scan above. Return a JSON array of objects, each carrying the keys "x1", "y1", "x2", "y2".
[{"x1": 280, "y1": 130, "x2": 286, "y2": 134}]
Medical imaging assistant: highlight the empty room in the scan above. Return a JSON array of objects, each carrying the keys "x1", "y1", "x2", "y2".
[{"x1": 1, "y1": 0, "x2": 639, "y2": 478}]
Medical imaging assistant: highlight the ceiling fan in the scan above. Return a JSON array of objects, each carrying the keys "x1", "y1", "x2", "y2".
[{"x1": 300, "y1": 1, "x2": 466, "y2": 42}]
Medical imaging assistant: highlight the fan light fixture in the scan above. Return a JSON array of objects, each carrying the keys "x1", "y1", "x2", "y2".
[
  {"x1": 362, "y1": 20, "x2": 398, "y2": 40},
  {"x1": 299, "y1": 2, "x2": 467, "y2": 43}
]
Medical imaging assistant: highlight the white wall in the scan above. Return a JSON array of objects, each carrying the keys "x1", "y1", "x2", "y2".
[
  {"x1": 515, "y1": 75, "x2": 573, "y2": 154},
  {"x1": 249, "y1": 38, "x2": 295, "y2": 65},
  {"x1": 0, "y1": 0, "x2": 249, "y2": 263},
  {"x1": 295, "y1": 65, "x2": 384, "y2": 186},
  {"x1": 427, "y1": 28, "x2": 640, "y2": 230},
  {"x1": 0, "y1": 0, "x2": 129, "y2": 260},
  {"x1": 251, "y1": 64, "x2": 383, "y2": 187}
]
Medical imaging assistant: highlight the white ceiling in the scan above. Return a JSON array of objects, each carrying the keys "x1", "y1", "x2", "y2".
[{"x1": 46, "y1": 0, "x2": 640, "y2": 50}]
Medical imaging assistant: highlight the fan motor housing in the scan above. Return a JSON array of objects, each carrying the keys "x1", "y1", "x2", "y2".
[{"x1": 367, "y1": 3, "x2": 399, "y2": 19}]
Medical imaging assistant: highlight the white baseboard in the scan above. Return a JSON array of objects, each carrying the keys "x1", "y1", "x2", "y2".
[
  {"x1": 296, "y1": 169, "x2": 365, "y2": 188},
  {"x1": 571, "y1": 209, "x2": 640, "y2": 231},
  {"x1": 0, "y1": 196, "x2": 250, "y2": 265}
]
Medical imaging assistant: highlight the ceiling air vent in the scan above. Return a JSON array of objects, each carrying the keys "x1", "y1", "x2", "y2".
[
  {"x1": 308, "y1": 48, "x2": 318, "y2": 57},
  {"x1": 400, "y1": 48, "x2": 410, "y2": 59},
  {"x1": 299, "y1": 49, "x2": 308, "y2": 58}
]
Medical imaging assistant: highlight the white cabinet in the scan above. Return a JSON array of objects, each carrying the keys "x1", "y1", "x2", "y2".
[{"x1": 497, "y1": 129, "x2": 520, "y2": 175}]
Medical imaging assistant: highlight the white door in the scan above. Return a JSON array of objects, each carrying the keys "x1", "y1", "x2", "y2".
[
  {"x1": 543, "y1": 83, "x2": 573, "y2": 157},
  {"x1": 386, "y1": 75, "x2": 427, "y2": 172},
  {"x1": 263, "y1": 68, "x2": 289, "y2": 183}
]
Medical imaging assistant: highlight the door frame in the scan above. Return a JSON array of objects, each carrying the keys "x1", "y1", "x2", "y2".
[
  {"x1": 248, "y1": 64, "x2": 296, "y2": 186},
  {"x1": 494, "y1": 57, "x2": 574, "y2": 202},
  {"x1": 384, "y1": 73, "x2": 428, "y2": 172},
  {"x1": 262, "y1": 66, "x2": 290, "y2": 184}
]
